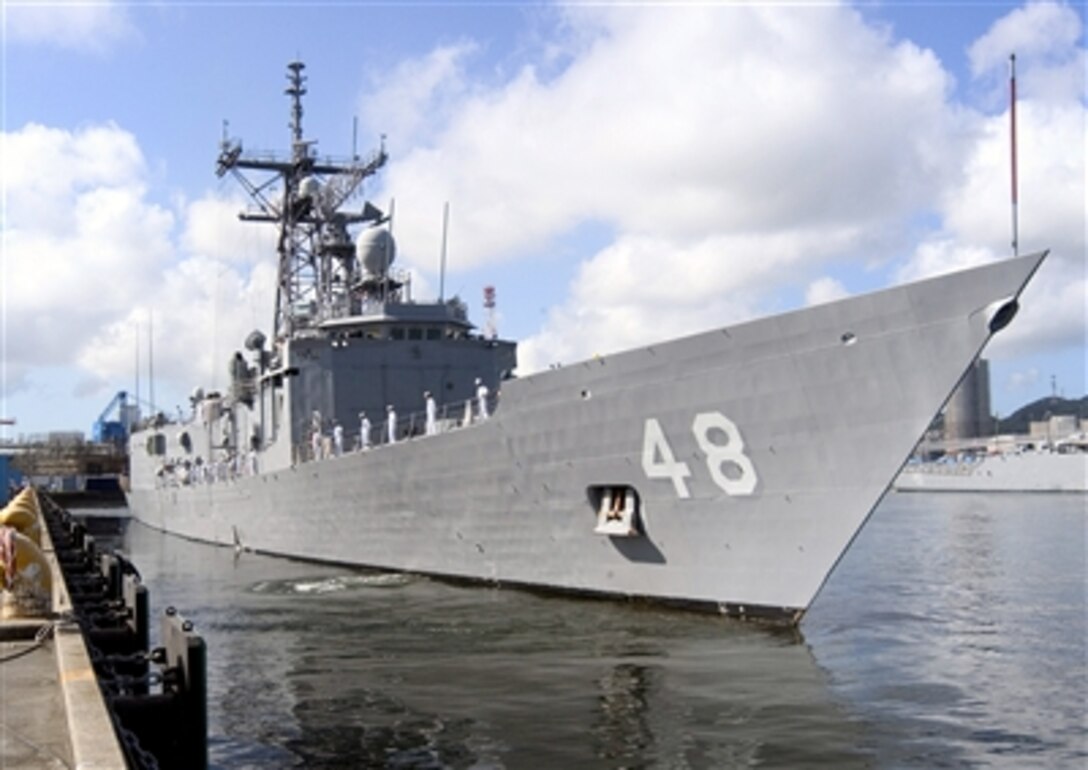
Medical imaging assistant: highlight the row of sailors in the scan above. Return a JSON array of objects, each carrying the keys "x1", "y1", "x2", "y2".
[
  {"x1": 155, "y1": 451, "x2": 259, "y2": 487},
  {"x1": 158, "y1": 380, "x2": 496, "y2": 481},
  {"x1": 308, "y1": 379, "x2": 492, "y2": 461}
]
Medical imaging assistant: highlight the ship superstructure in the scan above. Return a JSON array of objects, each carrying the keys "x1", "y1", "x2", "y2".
[
  {"x1": 205, "y1": 61, "x2": 514, "y2": 470},
  {"x1": 127, "y1": 62, "x2": 1048, "y2": 623}
]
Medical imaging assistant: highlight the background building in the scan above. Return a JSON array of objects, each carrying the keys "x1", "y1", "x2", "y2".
[
  {"x1": 1, "y1": 450, "x2": 25, "y2": 500},
  {"x1": 943, "y1": 358, "x2": 992, "y2": 440}
]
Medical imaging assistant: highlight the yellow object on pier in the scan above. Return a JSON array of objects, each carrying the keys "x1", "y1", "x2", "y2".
[
  {"x1": 0, "y1": 495, "x2": 43, "y2": 546},
  {"x1": 8, "y1": 486, "x2": 42, "y2": 516},
  {"x1": 1, "y1": 488, "x2": 51, "y2": 616}
]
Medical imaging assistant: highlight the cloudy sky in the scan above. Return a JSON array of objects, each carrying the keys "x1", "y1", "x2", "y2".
[{"x1": 1, "y1": 0, "x2": 1085, "y2": 438}]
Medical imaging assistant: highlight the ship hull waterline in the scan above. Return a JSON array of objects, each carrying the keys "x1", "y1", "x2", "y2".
[{"x1": 127, "y1": 252, "x2": 1048, "y2": 624}]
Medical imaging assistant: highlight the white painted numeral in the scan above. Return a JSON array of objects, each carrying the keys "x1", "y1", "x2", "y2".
[
  {"x1": 641, "y1": 417, "x2": 692, "y2": 499},
  {"x1": 692, "y1": 412, "x2": 758, "y2": 496},
  {"x1": 640, "y1": 412, "x2": 759, "y2": 498}
]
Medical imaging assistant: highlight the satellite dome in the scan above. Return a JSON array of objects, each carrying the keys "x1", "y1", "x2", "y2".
[
  {"x1": 298, "y1": 176, "x2": 321, "y2": 199},
  {"x1": 244, "y1": 329, "x2": 266, "y2": 351},
  {"x1": 356, "y1": 228, "x2": 396, "y2": 275}
]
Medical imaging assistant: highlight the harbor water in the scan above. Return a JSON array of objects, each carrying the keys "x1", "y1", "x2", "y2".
[{"x1": 80, "y1": 492, "x2": 1086, "y2": 769}]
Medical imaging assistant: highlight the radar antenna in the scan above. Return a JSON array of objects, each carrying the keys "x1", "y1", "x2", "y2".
[
  {"x1": 483, "y1": 286, "x2": 497, "y2": 340},
  {"x1": 286, "y1": 60, "x2": 307, "y2": 158},
  {"x1": 215, "y1": 61, "x2": 389, "y2": 342}
]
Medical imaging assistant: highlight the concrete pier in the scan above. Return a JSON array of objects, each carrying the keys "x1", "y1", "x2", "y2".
[
  {"x1": 1, "y1": 622, "x2": 73, "y2": 768},
  {"x1": 1, "y1": 503, "x2": 128, "y2": 768}
]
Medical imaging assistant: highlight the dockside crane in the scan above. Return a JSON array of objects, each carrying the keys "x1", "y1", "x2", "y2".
[{"x1": 92, "y1": 391, "x2": 138, "y2": 447}]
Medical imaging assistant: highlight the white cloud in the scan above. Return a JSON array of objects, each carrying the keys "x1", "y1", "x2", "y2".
[
  {"x1": 4, "y1": 1, "x2": 1085, "y2": 431},
  {"x1": 894, "y1": 240, "x2": 996, "y2": 283},
  {"x1": 896, "y1": 82, "x2": 1085, "y2": 362},
  {"x1": 2, "y1": 124, "x2": 174, "y2": 370},
  {"x1": 968, "y1": 1, "x2": 1082, "y2": 78},
  {"x1": 805, "y1": 277, "x2": 850, "y2": 306},
  {"x1": 499, "y1": 3, "x2": 1082, "y2": 376},
  {"x1": 372, "y1": 4, "x2": 962, "y2": 280},
  {"x1": 2, "y1": 123, "x2": 147, "y2": 232},
  {"x1": 180, "y1": 193, "x2": 276, "y2": 266},
  {"x1": 518, "y1": 225, "x2": 864, "y2": 372},
  {"x1": 987, "y1": 256, "x2": 1087, "y2": 360},
  {"x1": 1006, "y1": 367, "x2": 1040, "y2": 391},
  {"x1": 5, "y1": 0, "x2": 138, "y2": 53},
  {"x1": 75, "y1": 258, "x2": 276, "y2": 404},
  {"x1": 363, "y1": 4, "x2": 992, "y2": 374},
  {"x1": 360, "y1": 41, "x2": 479, "y2": 150},
  {"x1": 967, "y1": 1, "x2": 1085, "y2": 109},
  {"x1": 1, "y1": 121, "x2": 276, "y2": 414}
]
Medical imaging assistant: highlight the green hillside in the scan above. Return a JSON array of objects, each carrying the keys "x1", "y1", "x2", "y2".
[{"x1": 996, "y1": 396, "x2": 1088, "y2": 435}]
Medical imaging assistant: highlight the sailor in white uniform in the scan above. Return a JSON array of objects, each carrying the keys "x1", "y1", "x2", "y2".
[
  {"x1": 475, "y1": 377, "x2": 489, "y2": 420},
  {"x1": 358, "y1": 411, "x2": 371, "y2": 450},
  {"x1": 424, "y1": 391, "x2": 437, "y2": 436},
  {"x1": 332, "y1": 421, "x2": 344, "y2": 456},
  {"x1": 386, "y1": 404, "x2": 397, "y2": 444},
  {"x1": 311, "y1": 410, "x2": 323, "y2": 461}
]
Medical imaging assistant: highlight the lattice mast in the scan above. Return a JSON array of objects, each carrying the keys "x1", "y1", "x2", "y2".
[{"x1": 215, "y1": 61, "x2": 388, "y2": 343}]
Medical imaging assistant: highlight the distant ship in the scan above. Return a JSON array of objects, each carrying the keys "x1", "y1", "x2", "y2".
[
  {"x1": 125, "y1": 62, "x2": 1049, "y2": 623},
  {"x1": 896, "y1": 442, "x2": 1087, "y2": 493}
]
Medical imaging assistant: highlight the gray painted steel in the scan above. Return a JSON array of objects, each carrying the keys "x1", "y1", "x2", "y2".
[{"x1": 127, "y1": 251, "x2": 1048, "y2": 620}]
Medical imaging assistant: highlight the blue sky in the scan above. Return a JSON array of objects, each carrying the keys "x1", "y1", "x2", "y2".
[{"x1": 2, "y1": 1, "x2": 1085, "y2": 439}]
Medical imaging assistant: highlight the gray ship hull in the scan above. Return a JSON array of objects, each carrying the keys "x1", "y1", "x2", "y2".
[{"x1": 127, "y1": 252, "x2": 1047, "y2": 620}]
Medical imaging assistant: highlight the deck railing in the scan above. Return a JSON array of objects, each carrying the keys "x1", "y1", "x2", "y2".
[{"x1": 153, "y1": 392, "x2": 502, "y2": 487}]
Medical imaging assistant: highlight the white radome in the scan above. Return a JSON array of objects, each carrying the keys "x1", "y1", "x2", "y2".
[{"x1": 356, "y1": 228, "x2": 396, "y2": 275}]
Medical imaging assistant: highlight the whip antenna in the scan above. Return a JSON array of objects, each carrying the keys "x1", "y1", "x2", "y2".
[{"x1": 439, "y1": 201, "x2": 450, "y2": 302}]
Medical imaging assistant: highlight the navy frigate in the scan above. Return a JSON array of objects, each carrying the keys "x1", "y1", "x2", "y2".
[{"x1": 126, "y1": 62, "x2": 1048, "y2": 623}]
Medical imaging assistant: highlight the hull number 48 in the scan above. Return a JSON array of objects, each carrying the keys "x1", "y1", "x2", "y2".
[{"x1": 641, "y1": 413, "x2": 758, "y2": 498}]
